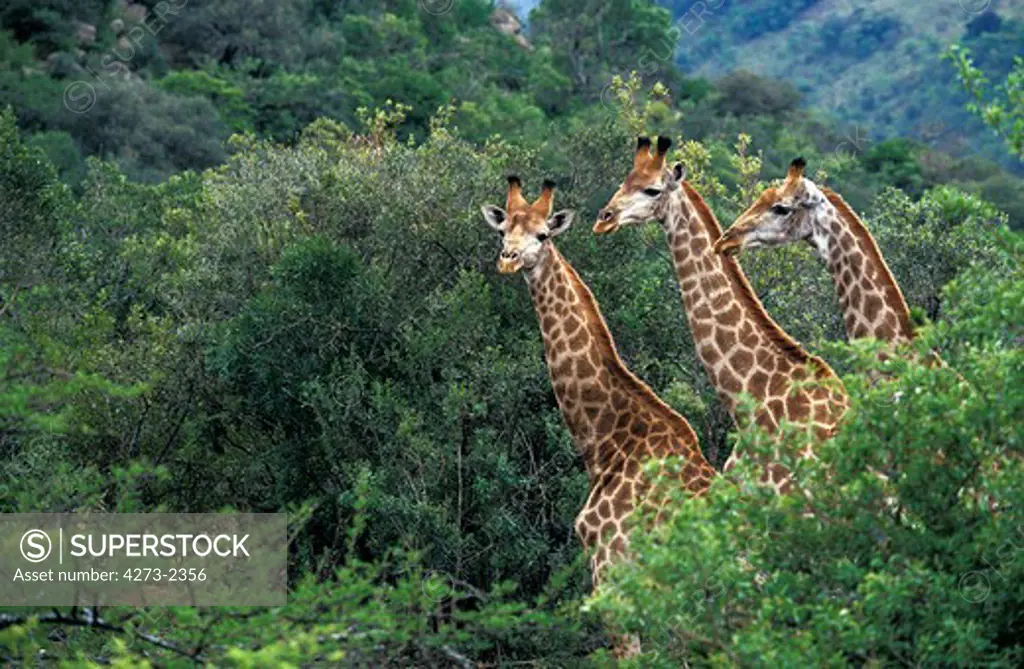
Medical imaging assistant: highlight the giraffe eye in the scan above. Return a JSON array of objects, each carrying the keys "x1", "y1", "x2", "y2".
[
  {"x1": 771, "y1": 204, "x2": 792, "y2": 216},
  {"x1": 537, "y1": 233, "x2": 549, "y2": 242},
  {"x1": 642, "y1": 187, "x2": 663, "y2": 197}
]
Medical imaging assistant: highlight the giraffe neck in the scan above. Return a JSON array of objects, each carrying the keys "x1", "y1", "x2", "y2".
[
  {"x1": 523, "y1": 244, "x2": 701, "y2": 481},
  {"x1": 815, "y1": 189, "x2": 914, "y2": 343},
  {"x1": 660, "y1": 183, "x2": 834, "y2": 425}
]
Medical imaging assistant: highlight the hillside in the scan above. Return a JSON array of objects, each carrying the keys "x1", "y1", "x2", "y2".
[{"x1": 663, "y1": 0, "x2": 1024, "y2": 171}]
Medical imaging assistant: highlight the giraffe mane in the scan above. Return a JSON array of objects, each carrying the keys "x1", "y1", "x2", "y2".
[
  {"x1": 820, "y1": 187, "x2": 915, "y2": 340},
  {"x1": 553, "y1": 246, "x2": 701, "y2": 446},
  {"x1": 680, "y1": 181, "x2": 832, "y2": 373}
]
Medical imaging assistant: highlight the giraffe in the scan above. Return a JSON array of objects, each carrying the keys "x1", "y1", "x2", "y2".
[
  {"x1": 593, "y1": 137, "x2": 849, "y2": 494},
  {"x1": 480, "y1": 175, "x2": 717, "y2": 657},
  {"x1": 713, "y1": 160, "x2": 1014, "y2": 508},
  {"x1": 713, "y1": 158, "x2": 915, "y2": 344}
]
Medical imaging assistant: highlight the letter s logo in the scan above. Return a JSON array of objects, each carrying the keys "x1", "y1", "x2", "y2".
[{"x1": 21, "y1": 530, "x2": 52, "y2": 563}]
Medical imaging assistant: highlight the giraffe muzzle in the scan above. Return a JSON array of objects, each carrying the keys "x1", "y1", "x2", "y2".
[
  {"x1": 713, "y1": 228, "x2": 745, "y2": 256},
  {"x1": 592, "y1": 209, "x2": 620, "y2": 235},
  {"x1": 497, "y1": 252, "x2": 523, "y2": 274}
]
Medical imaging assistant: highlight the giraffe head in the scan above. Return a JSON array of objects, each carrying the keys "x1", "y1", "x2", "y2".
[
  {"x1": 480, "y1": 176, "x2": 575, "y2": 274},
  {"x1": 593, "y1": 136, "x2": 686, "y2": 234},
  {"x1": 713, "y1": 158, "x2": 830, "y2": 260}
]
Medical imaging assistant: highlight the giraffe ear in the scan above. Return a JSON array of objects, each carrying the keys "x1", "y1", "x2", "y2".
[
  {"x1": 480, "y1": 205, "x2": 507, "y2": 232},
  {"x1": 788, "y1": 157, "x2": 807, "y2": 180},
  {"x1": 665, "y1": 162, "x2": 686, "y2": 189},
  {"x1": 546, "y1": 210, "x2": 575, "y2": 238}
]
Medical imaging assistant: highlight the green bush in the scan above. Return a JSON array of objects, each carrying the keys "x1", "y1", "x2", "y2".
[
  {"x1": 590, "y1": 243, "x2": 1024, "y2": 666},
  {"x1": 0, "y1": 60, "x2": 1021, "y2": 663},
  {"x1": 0, "y1": 106, "x2": 66, "y2": 288}
]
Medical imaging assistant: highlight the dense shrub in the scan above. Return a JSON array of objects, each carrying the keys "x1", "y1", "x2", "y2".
[
  {"x1": 2, "y1": 97, "x2": 1019, "y2": 660},
  {"x1": 1, "y1": 2, "x2": 1022, "y2": 655},
  {"x1": 591, "y1": 238, "x2": 1024, "y2": 665}
]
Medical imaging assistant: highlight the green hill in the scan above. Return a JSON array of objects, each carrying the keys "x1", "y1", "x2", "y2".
[
  {"x1": 0, "y1": 0, "x2": 1020, "y2": 221},
  {"x1": 664, "y1": 0, "x2": 1024, "y2": 172}
]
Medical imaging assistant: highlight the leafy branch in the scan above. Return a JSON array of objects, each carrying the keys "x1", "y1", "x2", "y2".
[{"x1": 945, "y1": 45, "x2": 1023, "y2": 158}]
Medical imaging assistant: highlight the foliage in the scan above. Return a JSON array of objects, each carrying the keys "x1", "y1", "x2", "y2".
[
  {"x1": 1, "y1": 3, "x2": 1023, "y2": 663},
  {"x1": 0, "y1": 0, "x2": 1020, "y2": 223},
  {"x1": 713, "y1": 70, "x2": 801, "y2": 119},
  {"x1": 530, "y1": 0, "x2": 675, "y2": 99},
  {"x1": 0, "y1": 106, "x2": 65, "y2": 290},
  {"x1": 861, "y1": 138, "x2": 924, "y2": 194},
  {"x1": 947, "y1": 44, "x2": 1024, "y2": 159},
  {"x1": 2, "y1": 92, "x2": 1019, "y2": 659},
  {"x1": 819, "y1": 9, "x2": 904, "y2": 61},
  {"x1": 591, "y1": 245, "x2": 1024, "y2": 666},
  {"x1": 666, "y1": 0, "x2": 820, "y2": 70},
  {"x1": 155, "y1": 70, "x2": 254, "y2": 134},
  {"x1": 602, "y1": 72, "x2": 673, "y2": 137},
  {"x1": 1, "y1": 476, "x2": 595, "y2": 665}
]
